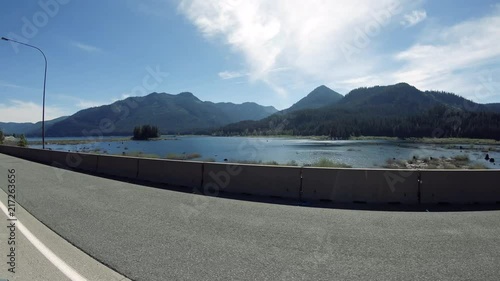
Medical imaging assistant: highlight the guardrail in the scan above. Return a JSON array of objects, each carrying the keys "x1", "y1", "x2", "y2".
[{"x1": 1, "y1": 145, "x2": 499, "y2": 204}]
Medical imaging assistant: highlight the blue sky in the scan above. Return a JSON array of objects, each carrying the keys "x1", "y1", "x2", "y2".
[{"x1": 1, "y1": 0, "x2": 499, "y2": 122}]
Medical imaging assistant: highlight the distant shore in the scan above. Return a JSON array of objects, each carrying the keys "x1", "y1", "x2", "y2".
[
  {"x1": 21, "y1": 135, "x2": 500, "y2": 146},
  {"x1": 26, "y1": 136, "x2": 178, "y2": 145}
]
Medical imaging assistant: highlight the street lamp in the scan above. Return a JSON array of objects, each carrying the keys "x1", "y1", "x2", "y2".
[{"x1": 1, "y1": 37, "x2": 47, "y2": 149}]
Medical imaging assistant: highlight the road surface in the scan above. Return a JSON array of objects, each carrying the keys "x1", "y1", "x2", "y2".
[
  {"x1": 0, "y1": 178, "x2": 129, "y2": 281},
  {"x1": 1, "y1": 153, "x2": 500, "y2": 280}
]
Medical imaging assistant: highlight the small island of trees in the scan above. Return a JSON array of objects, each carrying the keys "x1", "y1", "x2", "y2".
[{"x1": 133, "y1": 125, "x2": 160, "y2": 140}]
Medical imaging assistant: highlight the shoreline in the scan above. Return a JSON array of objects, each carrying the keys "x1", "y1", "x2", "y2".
[{"x1": 25, "y1": 135, "x2": 500, "y2": 146}]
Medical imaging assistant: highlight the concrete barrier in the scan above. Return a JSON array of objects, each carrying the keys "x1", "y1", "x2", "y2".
[
  {"x1": 0, "y1": 145, "x2": 22, "y2": 157},
  {"x1": 302, "y1": 168, "x2": 419, "y2": 204},
  {"x1": 19, "y1": 147, "x2": 51, "y2": 164},
  {"x1": 4, "y1": 145, "x2": 500, "y2": 204},
  {"x1": 96, "y1": 154, "x2": 139, "y2": 180},
  {"x1": 421, "y1": 170, "x2": 500, "y2": 204},
  {"x1": 202, "y1": 163, "x2": 301, "y2": 199},
  {"x1": 49, "y1": 151, "x2": 99, "y2": 173},
  {"x1": 137, "y1": 158, "x2": 202, "y2": 189}
]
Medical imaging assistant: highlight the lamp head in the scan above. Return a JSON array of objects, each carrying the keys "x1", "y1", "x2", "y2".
[{"x1": 1, "y1": 37, "x2": 9, "y2": 41}]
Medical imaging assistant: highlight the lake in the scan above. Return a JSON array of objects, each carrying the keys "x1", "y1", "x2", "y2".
[{"x1": 28, "y1": 136, "x2": 499, "y2": 169}]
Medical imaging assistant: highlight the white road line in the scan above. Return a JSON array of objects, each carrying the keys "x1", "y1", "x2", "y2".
[{"x1": 0, "y1": 200, "x2": 88, "y2": 281}]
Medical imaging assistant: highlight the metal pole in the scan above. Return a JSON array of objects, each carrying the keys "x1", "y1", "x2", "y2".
[{"x1": 1, "y1": 37, "x2": 47, "y2": 149}]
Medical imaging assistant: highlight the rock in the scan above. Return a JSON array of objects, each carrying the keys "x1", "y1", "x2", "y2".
[{"x1": 490, "y1": 158, "x2": 495, "y2": 163}]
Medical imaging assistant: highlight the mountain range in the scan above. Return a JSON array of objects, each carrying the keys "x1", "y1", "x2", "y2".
[
  {"x1": 220, "y1": 83, "x2": 500, "y2": 139},
  {"x1": 2, "y1": 83, "x2": 500, "y2": 139},
  {"x1": 0, "y1": 116, "x2": 67, "y2": 136},
  {"x1": 43, "y1": 92, "x2": 278, "y2": 136}
]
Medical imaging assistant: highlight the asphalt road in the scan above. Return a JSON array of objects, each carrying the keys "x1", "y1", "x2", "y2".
[
  {"x1": 0, "y1": 188, "x2": 130, "y2": 281},
  {"x1": 1, "y1": 153, "x2": 500, "y2": 281}
]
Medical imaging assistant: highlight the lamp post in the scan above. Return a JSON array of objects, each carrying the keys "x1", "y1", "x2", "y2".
[{"x1": 1, "y1": 37, "x2": 47, "y2": 149}]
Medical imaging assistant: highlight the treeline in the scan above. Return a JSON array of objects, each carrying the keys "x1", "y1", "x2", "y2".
[
  {"x1": 133, "y1": 125, "x2": 160, "y2": 140},
  {"x1": 216, "y1": 106, "x2": 500, "y2": 140}
]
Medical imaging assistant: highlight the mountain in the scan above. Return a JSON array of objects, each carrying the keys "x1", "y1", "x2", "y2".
[
  {"x1": 0, "y1": 116, "x2": 68, "y2": 136},
  {"x1": 212, "y1": 102, "x2": 278, "y2": 123},
  {"x1": 218, "y1": 83, "x2": 500, "y2": 139},
  {"x1": 334, "y1": 82, "x2": 495, "y2": 116},
  {"x1": 485, "y1": 103, "x2": 500, "y2": 113},
  {"x1": 0, "y1": 122, "x2": 35, "y2": 135},
  {"x1": 283, "y1": 85, "x2": 343, "y2": 113},
  {"x1": 45, "y1": 92, "x2": 277, "y2": 136}
]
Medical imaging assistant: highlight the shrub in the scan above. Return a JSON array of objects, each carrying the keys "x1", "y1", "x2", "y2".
[{"x1": 17, "y1": 134, "x2": 28, "y2": 147}]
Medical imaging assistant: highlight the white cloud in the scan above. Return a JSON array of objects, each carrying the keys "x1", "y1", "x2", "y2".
[
  {"x1": 392, "y1": 9, "x2": 500, "y2": 101},
  {"x1": 179, "y1": 1, "x2": 500, "y2": 104},
  {"x1": 401, "y1": 10, "x2": 427, "y2": 27},
  {"x1": 71, "y1": 41, "x2": 102, "y2": 53},
  {"x1": 179, "y1": 0, "x2": 409, "y2": 96},
  {"x1": 76, "y1": 100, "x2": 102, "y2": 109},
  {"x1": 111, "y1": 94, "x2": 132, "y2": 103},
  {"x1": 218, "y1": 70, "x2": 247, "y2": 79},
  {"x1": 0, "y1": 81, "x2": 23, "y2": 89},
  {"x1": 0, "y1": 100, "x2": 69, "y2": 123}
]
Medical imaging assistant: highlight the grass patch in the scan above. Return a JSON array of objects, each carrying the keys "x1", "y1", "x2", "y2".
[
  {"x1": 118, "y1": 151, "x2": 160, "y2": 158},
  {"x1": 385, "y1": 154, "x2": 489, "y2": 170},
  {"x1": 443, "y1": 163, "x2": 457, "y2": 169},
  {"x1": 165, "y1": 152, "x2": 202, "y2": 160},
  {"x1": 310, "y1": 158, "x2": 352, "y2": 168},
  {"x1": 230, "y1": 160, "x2": 281, "y2": 165},
  {"x1": 404, "y1": 137, "x2": 500, "y2": 145},
  {"x1": 227, "y1": 159, "x2": 300, "y2": 166},
  {"x1": 349, "y1": 136, "x2": 398, "y2": 141},
  {"x1": 263, "y1": 161, "x2": 280, "y2": 165},
  {"x1": 452, "y1": 155, "x2": 469, "y2": 161},
  {"x1": 469, "y1": 163, "x2": 489, "y2": 169}
]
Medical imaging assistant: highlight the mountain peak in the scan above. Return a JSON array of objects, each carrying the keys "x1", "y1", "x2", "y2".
[
  {"x1": 314, "y1": 84, "x2": 330, "y2": 90},
  {"x1": 284, "y1": 85, "x2": 343, "y2": 113},
  {"x1": 178, "y1": 92, "x2": 196, "y2": 98}
]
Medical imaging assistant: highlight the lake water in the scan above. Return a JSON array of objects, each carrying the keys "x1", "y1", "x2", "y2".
[{"x1": 28, "y1": 136, "x2": 499, "y2": 169}]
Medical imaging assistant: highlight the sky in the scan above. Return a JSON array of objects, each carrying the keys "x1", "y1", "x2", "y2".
[{"x1": 1, "y1": 0, "x2": 499, "y2": 122}]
